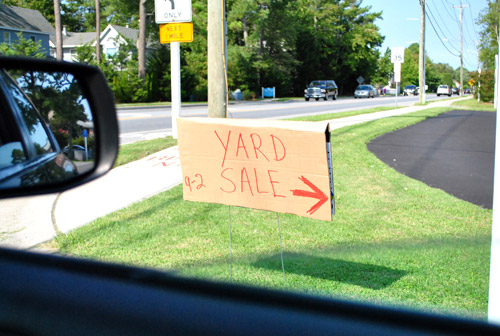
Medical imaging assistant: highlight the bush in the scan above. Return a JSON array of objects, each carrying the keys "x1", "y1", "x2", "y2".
[
  {"x1": 475, "y1": 69, "x2": 495, "y2": 103},
  {"x1": 72, "y1": 136, "x2": 95, "y2": 150},
  {"x1": 243, "y1": 89, "x2": 256, "y2": 100}
]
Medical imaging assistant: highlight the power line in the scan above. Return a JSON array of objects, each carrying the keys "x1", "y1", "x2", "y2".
[
  {"x1": 463, "y1": 17, "x2": 477, "y2": 50},
  {"x1": 429, "y1": 0, "x2": 458, "y2": 39},
  {"x1": 467, "y1": 2, "x2": 479, "y2": 41},
  {"x1": 426, "y1": 5, "x2": 460, "y2": 57},
  {"x1": 442, "y1": 0, "x2": 461, "y2": 30},
  {"x1": 426, "y1": 2, "x2": 461, "y2": 53}
]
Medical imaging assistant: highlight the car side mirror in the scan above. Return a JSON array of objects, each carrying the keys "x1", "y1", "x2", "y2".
[{"x1": 0, "y1": 56, "x2": 118, "y2": 198}]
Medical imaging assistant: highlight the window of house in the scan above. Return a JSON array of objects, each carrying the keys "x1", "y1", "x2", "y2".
[
  {"x1": 30, "y1": 35, "x2": 36, "y2": 42},
  {"x1": 106, "y1": 48, "x2": 117, "y2": 57},
  {"x1": 3, "y1": 32, "x2": 10, "y2": 44}
]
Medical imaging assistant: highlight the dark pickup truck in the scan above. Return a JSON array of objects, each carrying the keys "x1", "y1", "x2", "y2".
[{"x1": 304, "y1": 80, "x2": 338, "y2": 101}]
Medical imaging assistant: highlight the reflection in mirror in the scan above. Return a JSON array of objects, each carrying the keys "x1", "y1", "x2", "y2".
[{"x1": 0, "y1": 68, "x2": 95, "y2": 189}]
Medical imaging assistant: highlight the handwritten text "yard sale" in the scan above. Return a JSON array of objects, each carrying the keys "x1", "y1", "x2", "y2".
[
  {"x1": 215, "y1": 130, "x2": 287, "y2": 198},
  {"x1": 177, "y1": 118, "x2": 333, "y2": 221}
]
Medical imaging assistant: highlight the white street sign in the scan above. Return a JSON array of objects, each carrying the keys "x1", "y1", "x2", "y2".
[
  {"x1": 391, "y1": 47, "x2": 404, "y2": 64},
  {"x1": 394, "y1": 62, "x2": 401, "y2": 83},
  {"x1": 155, "y1": 0, "x2": 192, "y2": 23}
]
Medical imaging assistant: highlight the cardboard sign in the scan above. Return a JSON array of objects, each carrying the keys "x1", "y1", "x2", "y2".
[{"x1": 177, "y1": 118, "x2": 334, "y2": 221}]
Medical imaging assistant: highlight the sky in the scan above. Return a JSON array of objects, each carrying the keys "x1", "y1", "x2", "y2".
[{"x1": 361, "y1": 0, "x2": 488, "y2": 70}]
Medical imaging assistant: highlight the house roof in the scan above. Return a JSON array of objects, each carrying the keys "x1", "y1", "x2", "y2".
[
  {"x1": 108, "y1": 24, "x2": 139, "y2": 41},
  {"x1": 0, "y1": 5, "x2": 54, "y2": 35},
  {"x1": 59, "y1": 24, "x2": 141, "y2": 48},
  {"x1": 62, "y1": 32, "x2": 97, "y2": 47}
]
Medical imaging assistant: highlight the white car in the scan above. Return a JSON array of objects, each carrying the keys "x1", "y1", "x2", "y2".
[{"x1": 437, "y1": 85, "x2": 451, "y2": 97}]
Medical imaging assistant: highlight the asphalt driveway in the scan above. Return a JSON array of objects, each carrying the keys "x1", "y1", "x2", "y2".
[{"x1": 368, "y1": 109, "x2": 495, "y2": 209}]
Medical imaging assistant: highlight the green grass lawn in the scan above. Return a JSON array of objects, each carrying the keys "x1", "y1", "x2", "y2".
[
  {"x1": 452, "y1": 97, "x2": 496, "y2": 111},
  {"x1": 55, "y1": 106, "x2": 492, "y2": 320},
  {"x1": 288, "y1": 106, "x2": 399, "y2": 121},
  {"x1": 114, "y1": 137, "x2": 177, "y2": 167}
]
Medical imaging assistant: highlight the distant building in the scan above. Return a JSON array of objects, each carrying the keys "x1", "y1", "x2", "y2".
[
  {"x1": 52, "y1": 24, "x2": 153, "y2": 63},
  {"x1": 51, "y1": 26, "x2": 96, "y2": 61},
  {"x1": 0, "y1": 4, "x2": 55, "y2": 57}
]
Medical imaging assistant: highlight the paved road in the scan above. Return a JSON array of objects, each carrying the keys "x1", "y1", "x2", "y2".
[
  {"x1": 118, "y1": 94, "x2": 456, "y2": 144},
  {"x1": 0, "y1": 97, "x2": 476, "y2": 249},
  {"x1": 368, "y1": 109, "x2": 495, "y2": 209}
]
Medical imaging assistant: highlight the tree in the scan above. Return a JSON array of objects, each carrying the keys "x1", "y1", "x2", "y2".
[
  {"x1": 0, "y1": 32, "x2": 46, "y2": 58},
  {"x1": 401, "y1": 43, "x2": 420, "y2": 89},
  {"x1": 293, "y1": 0, "x2": 383, "y2": 95},
  {"x1": 4, "y1": 0, "x2": 84, "y2": 32},
  {"x1": 371, "y1": 48, "x2": 392, "y2": 88},
  {"x1": 477, "y1": 0, "x2": 499, "y2": 69}
]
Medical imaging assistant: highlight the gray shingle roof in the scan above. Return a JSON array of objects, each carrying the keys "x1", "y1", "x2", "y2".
[
  {"x1": 62, "y1": 25, "x2": 140, "y2": 47},
  {"x1": 63, "y1": 32, "x2": 97, "y2": 46},
  {"x1": 0, "y1": 5, "x2": 54, "y2": 34},
  {"x1": 109, "y1": 24, "x2": 139, "y2": 41}
]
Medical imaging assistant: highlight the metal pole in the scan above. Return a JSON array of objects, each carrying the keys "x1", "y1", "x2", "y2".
[
  {"x1": 419, "y1": 0, "x2": 425, "y2": 104},
  {"x1": 496, "y1": 55, "x2": 499, "y2": 109},
  {"x1": 171, "y1": 42, "x2": 181, "y2": 139},
  {"x1": 460, "y1": 6, "x2": 464, "y2": 96},
  {"x1": 488, "y1": 24, "x2": 500, "y2": 323},
  {"x1": 478, "y1": 67, "x2": 481, "y2": 103}
]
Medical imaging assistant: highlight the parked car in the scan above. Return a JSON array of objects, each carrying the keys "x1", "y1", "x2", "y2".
[
  {"x1": 403, "y1": 85, "x2": 418, "y2": 96},
  {"x1": 437, "y1": 85, "x2": 452, "y2": 97},
  {"x1": 452, "y1": 87, "x2": 459, "y2": 95},
  {"x1": 63, "y1": 145, "x2": 93, "y2": 161},
  {"x1": 304, "y1": 80, "x2": 338, "y2": 101},
  {"x1": 354, "y1": 84, "x2": 376, "y2": 98}
]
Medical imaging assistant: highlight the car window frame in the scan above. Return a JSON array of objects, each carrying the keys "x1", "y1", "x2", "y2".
[
  {"x1": 0, "y1": 69, "x2": 58, "y2": 160},
  {"x1": 0, "y1": 69, "x2": 67, "y2": 184}
]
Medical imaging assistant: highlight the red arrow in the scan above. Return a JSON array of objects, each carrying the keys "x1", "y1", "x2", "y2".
[{"x1": 290, "y1": 176, "x2": 328, "y2": 215}]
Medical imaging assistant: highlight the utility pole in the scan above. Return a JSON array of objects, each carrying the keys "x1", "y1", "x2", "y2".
[
  {"x1": 454, "y1": 3, "x2": 470, "y2": 97},
  {"x1": 138, "y1": 0, "x2": 147, "y2": 80},
  {"x1": 53, "y1": 0, "x2": 63, "y2": 61},
  {"x1": 95, "y1": 0, "x2": 101, "y2": 64},
  {"x1": 419, "y1": 0, "x2": 425, "y2": 104},
  {"x1": 208, "y1": 0, "x2": 227, "y2": 118}
]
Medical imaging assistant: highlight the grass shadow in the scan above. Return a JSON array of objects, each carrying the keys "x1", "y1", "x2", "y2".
[{"x1": 252, "y1": 252, "x2": 406, "y2": 290}]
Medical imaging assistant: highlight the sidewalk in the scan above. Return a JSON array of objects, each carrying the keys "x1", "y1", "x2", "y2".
[{"x1": 0, "y1": 98, "x2": 467, "y2": 249}]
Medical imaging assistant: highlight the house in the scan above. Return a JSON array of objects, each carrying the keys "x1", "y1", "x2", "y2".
[
  {"x1": 51, "y1": 26, "x2": 96, "y2": 61},
  {"x1": 0, "y1": 4, "x2": 55, "y2": 57},
  {"x1": 53, "y1": 24, "x2": 153, "y2": 63}
]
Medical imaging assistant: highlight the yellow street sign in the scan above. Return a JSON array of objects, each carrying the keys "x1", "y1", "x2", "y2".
[
  {"x1": 468, "y1": 79, "x2": 476, "y2": 86},
  {"x1": 160, "y1": 23, "x2": 193, "y2": 43}
]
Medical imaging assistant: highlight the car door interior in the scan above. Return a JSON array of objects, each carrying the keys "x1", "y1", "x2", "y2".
[{"x1": 0, "y1": 56, "x2": 498, "y2": 335}]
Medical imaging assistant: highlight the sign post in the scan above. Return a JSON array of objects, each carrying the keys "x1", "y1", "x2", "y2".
[
  {"x1": 155, "y1": 0, "x2": 193, "y2": 139},
  {"x1": 170, "y1": 42, "x2": 181, "y2": 139},
  {"x1": 391, "y1": 47, "x2": 404, "y2": 106},
  {"x1": 82, "y1": 129, "x2": 89, "y2": 161}
]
